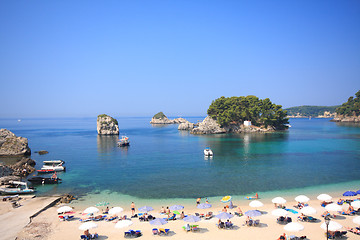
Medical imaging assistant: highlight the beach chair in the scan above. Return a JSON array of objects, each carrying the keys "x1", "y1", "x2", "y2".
[
  {"x1": 306, "y1": 216, "x2": 317, "y2": 222},
  {"x1": 246, "y1": 219, "x2": 253, "y2": 226},
  {"x1": 167, "y1": 214, "x2": 176, "y2": 221},
  {"x1": 191, "y1": 225, "x2": 198, "y2": 231},
  {"x1": 159, "y1": 228, "x2": 169, "y2": 235},
  {"x1": 152, "y1": 228, "x2": 159, "y2": 235},
  {"x1": 253, "y1": 219, "x2": 260, "y2": 227},
  {"x1": 234, "y1": 212, "x2": 242, "y2": 217},
  {"x1": 277, "y1": 216, "x2": 286, "y2": 224},
  {"x1": 89, "y1": 233, "x2": 98, "y2": 239},
  {"x1": 225, "y1": 222, "x2": 233, "y2": 229},
  {"x1": 80, "y1": 235, "x2": 88, "y2": 240},
  {"x1": 205, "y1": 212, "x2": 213, "y2": 220},
  {"x1": 135, "y1": 230, "x2": 142, "y2": 237},
  {"x1": 286, "y1": 217, "x2": 292, "y2": 223},
  {"x1": 183, "y1": 224, "x2": 191, "y2": 232}
]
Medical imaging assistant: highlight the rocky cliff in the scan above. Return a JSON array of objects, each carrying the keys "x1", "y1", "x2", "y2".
[
  {"x1": 178, "y1": 120, "x2": 194, "y2": 130},
  {"x1": 0, "y1": 129, "x2": 31, "y2": 156},
  {"x1": 331, "y1": 114, "x2": 360, "y2": 123},
  {"x1": 190, "y1": 116, "x2": 276, "y2": 134},
  {"x1": 0, "y1": 157, "x2": 36, "y2": 184},
  {"x1": 150, "y1": 112, "x2": 187, "y2": 124},
  {"x1": 97, "y1": 114, "x2": 119, "y2": 135}
]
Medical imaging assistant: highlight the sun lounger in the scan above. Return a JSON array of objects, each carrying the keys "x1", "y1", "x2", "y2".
[
  {"x1": 159, "y1": 228, "x2": 169, "y2": 235},
  {"x1": 93, "y1": 215, "x2": 106, "y2": 221},
  {"x1": 253, "y1": 219, "x2": 260, "y2": 227},
  {"x1": 191, "y1": 225, "x2": 198, "y2": 231},
  {"x1": 59, "y1": 215, "x2": 74, "y2": 221},
  {"x1": 105, "y1": 216, "x2": 118, "y2": 221},
  {"x1": 124, "y1": 230, "x2": 141, "y2": 238},
  {"x1": 246, "y1": 219, "x2": 253, "y2": 226},
  {"x1": 152, "y1": 228, "x2": 159, "y2": 235},
  {"x1": 183, "y1": 224, "x2": 191, "y2": 232},
  {"x1": 79, "y1": 217, "x2": 94, "y2": 222},
  {"x1": 234, "y1": 212, "x2": 243, "y2": 217},
  {"x1": 167, "y1": 214, "x2": 176, "y2": 221}
]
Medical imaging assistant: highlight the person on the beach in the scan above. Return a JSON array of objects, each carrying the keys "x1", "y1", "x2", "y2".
[
  {"x1": 205, "y1": 198, "x2": 209, "y2": 204},
  {"x1": 160, "y1": 206, "x2": 165, "y2": 213},
  {"x1": 180, "y1": 211, "x2": 185, "y2": 219},
  {"x1": 166, "y1": 206, "x2": 170, "y2": 215},
  {"x1": 337, "y1": 199, "x2": 344, "y2": 205},
  {"x1": 104, "y1": 206, "x2": 109, "y2": 213},
  {"x1": 278, "y1": 233, "x2": 286, "y2": 240},
  {"x1": 236, "y1": 206, "x2": 243, "y2": 216},
  {"x1": 222, "y1": 206, "x2": 227, "y2": 212},
  {"x1": 255, "y1": 193, "x2": 258, "y2": 199},
  {"x1": 131, "y1": 202, "x2": 135, "y2": 215},
  {"x1": 196, "y1": 197, "x2": 201, "y2": 205},
  {"x1": 84, "y1": 229, "x2": 90, "y2": 237}
]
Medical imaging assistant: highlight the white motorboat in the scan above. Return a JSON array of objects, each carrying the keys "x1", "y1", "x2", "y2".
[
  {"x1": 43, "y1": 160, "x2": 65, "y2": 164},
  {"x1": 41, "y1": 159, "x2": 66, "y2": 172},
  {"x1": 204, "y1": 147, "x2": 213, "y2": 156},
  {"x1": 0, "y1": 181, "x2": 35, "y2": 195}
]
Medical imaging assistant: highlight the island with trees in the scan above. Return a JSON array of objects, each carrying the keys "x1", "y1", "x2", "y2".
[
  {"x1": 285, "y1": 105, "x2": 339, "y2": 118},
  {"x1": 191, "y1": 95, "x2": 289, "y2": 134},
  {"x1": 332, "y1": 90, "x2": 360, "y2": 123}
]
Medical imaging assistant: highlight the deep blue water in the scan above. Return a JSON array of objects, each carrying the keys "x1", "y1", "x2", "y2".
[{"x1": 1, "y1": 117, "x2": 359, "y2": 199}]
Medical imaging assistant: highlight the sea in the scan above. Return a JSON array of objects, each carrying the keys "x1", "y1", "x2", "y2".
[{"x1": 0, "y1": 117, "x2": 359, "y2": 208}]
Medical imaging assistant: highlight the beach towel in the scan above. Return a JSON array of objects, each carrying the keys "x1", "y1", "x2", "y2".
[{"x1": 285, "y1": 208, "x2": 298, "y2": 214}]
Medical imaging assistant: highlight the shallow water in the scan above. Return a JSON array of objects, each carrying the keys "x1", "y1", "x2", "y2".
[{"x1": 0, "y1": 117, "x2": 359, "y2": 200}]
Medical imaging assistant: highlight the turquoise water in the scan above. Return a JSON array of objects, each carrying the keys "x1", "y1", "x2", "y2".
[{"x1": 0, "y1": 117, "x2": 359, "y2": 200}]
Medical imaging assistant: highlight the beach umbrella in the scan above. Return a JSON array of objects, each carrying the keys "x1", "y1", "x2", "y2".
[
  {"x1": 271, "y1": 209, "x2": 288, "y2": 217},
  {"x1": 183, "y1": 215, "x2": 201, "y2": 222},
  {"x1": 353, "y1": 216, "x2": 360, "y2": 225},
  {"x1": 221, "y1": 196, "x2": 232, "y2": 203},
  {"x1": 150, "y1": 218, "x2": 168, "y2": 225},
  {"x1": 295, "y1": 195, "x2": 310, "y2": 203},
  {"x1": 320, "y1": 221, "x2": 342, "y2": 231},
  {"x1": 249, "y1": 200, "x2": 264, "y2": 208},
  {"x1": 57, "y1": 206, "x2": 73, "y2": 214},
  {"x1": 325, "y1": 203, "x2": 342, "y2": 212},
  {"x1": 300, "y1": 206, "x2": 317, "y2": 215},
  {"x1": 356, "y1": 190, "x2": 360, "y2": 195},
  {"x1": 215, "y1": 212, "x2": 234, "y2": 220},
  {"x1": 138, "y1": 206, "x2": 154, "y2": 212},
  {"x1": 84, "y1": 207, "x2": 99, "y2": 214},
  {"x1": 244, "y1": 210, "x2": 262, "y2": 217},
  {"x1": 343, "y1": 191, "x2": 357, "y2": 196},
  {"x1": 272, "y1": 197, "x2": 287, "y2": 204},
  {"x1": 173, "y1": 210, "x2": 181, "y2": 215},
  {"x1": 169, "y1": 205, "x2": 184, "y2": 211},
  {"x1": 351, "y1": 201, "x2": 360, "y2": 209},
  {"x1": 108, "y1": 207, "x2": 124, "y2": 215},
  {"x1": 115, "y1": 220, "x2": 133, "y2": 228},
  {"x1": 317, "y1": 194, "x2": 332, "y2": 201},
  {"x1": 95, "y1": 201, "x2": 109, "y2": 207},
  {"x1": 197, "y1": 203, "x2": 212, "y2": 209},
  {"x1": 284, "y1": 222, "x2": 304, "y2": 232},
  {"x1": 79, "y1": 222, "x2": 98, "y2": 230}
]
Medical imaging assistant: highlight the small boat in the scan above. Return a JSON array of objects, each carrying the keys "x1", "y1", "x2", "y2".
[
  {"x1": 28, "y1": 176, "x2": 61, "y2": 184},
  {"x1": 117, "y1": 136, "x2": 130, "y2": 147},
  {"x1": 204, "y1": 147, "x2": 213, "y2": 156},
  {"x1": 37, "y1": 169, "x2": 56, "y2": 174},
  {"x1": 41, "y1": 159, "x2": 66, "y2": 172},
  {"x1": 0, "y1": 181, "x2": 35, "y2": 195}
]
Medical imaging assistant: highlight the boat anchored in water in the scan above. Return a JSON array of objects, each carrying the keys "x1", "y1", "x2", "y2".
[
  {"x1": 117, "y1": 136, "x2": 130, "y2": 147},
  {"x1": 0, "y1": 181, "x2": 35, "y2": 195},
  {"x1": 204, "y1": 147, "x2": 213, "y2": 157},
  {"x1": 40, "y1": 160, "x2": 66, "y2": 172},
  {"x1": 28, "y1": 175, "x2": 62, "y2": 184}
]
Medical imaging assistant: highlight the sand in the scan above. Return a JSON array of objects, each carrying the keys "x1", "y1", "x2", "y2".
[{"x1": 1, "y1": 193, "x2": 359, "y2": 240}]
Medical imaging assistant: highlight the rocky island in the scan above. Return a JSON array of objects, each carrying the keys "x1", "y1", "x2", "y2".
[
  {"x1": 190, "y1": 95, "x2": 289, "y2": 134},
  {"x1": 331, "y1": 90, "x2": 360, "y2": 123},
  {"x1": 97, "y1": 114, "x2": 119, "y2": 135},
  {"x1": 0, "y1": 129, "x2": 31, "y2": 156},
  {"x1": 150, "y1": 112, "x2": 187, "y2": 124}
]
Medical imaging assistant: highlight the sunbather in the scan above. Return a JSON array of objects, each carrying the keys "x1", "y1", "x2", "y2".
[
  {"x1": 166, "y1": 206, "x2": 170, "y2": 215},
  {"x1": 345, "y1": 227, "x2": 360, "y2": 234},
  {"x1": 160, "y1": 206, "x2": 166, "y2": 213},
  {"x1": 236, "y1": 206, "x2": 243, "y2": 216},
  {"x1": 180, "y1": 211, "x2": 185, "y2": 219},
  {"x1": 337, "y1": 199, "x2": 344, "y2": 205},
  {"x1": 222, "y1": 206, "x2": 227, "y2": 212},
  {"x1": 277, "y1": 233, "x2": 286, "y2": 240}
]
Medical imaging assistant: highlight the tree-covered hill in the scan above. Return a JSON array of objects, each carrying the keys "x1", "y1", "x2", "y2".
[
  {"x1": 207, "y1": 95, "x2": 289, "y2": 130},
  {"x1": 285, "y1": 105, "x2": 339, "y2": 117},
  {"x1": 336, "y1": 90, "x2": 360, "y2": 116}
]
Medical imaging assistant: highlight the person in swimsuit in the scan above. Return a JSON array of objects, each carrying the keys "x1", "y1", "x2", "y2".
[
  {"x1": 196, "y1": 197, "x2": 201, "y2": 205},
  {"x1": 131, "y1": 202, "x2": 135, "y2": 215}
]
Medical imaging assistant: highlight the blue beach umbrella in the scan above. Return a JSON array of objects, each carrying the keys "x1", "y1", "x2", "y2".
[
  {"x1": 170, "y1": 205, "x2": 184, "y2": 211},
  {"x1": 244, "y1": 210, "x2": 262, "y2": 217},
  {"x1": 138, "y1": 206, "x2": 154, "y2": 212},
  {"x1": 197, "y1": 203, "x2": 212, "y2": 209},
  {"x1": 183, "y1": 215, "x2": 201, "y2": 222},
  {"x1": 356, "y1": 190, "x2": 360, "y2": 195},
  {"x1": 150, "y1": 218, "x2": 167, "y2": 225},
  {"x1": 343, "y1": 191, "x2": 357, "y2": 196},
  {"x1": 215, "y1": 212, "x2": 234, "y2": 220}
]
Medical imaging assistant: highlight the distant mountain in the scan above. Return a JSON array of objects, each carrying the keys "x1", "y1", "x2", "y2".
[{"x1": 285, "y1": 105, "x2": 340, "y2": 118}]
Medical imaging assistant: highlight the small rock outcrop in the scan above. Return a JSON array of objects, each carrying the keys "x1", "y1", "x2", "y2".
[
  {"x1": 331, "y1": 114, "x2": 360, "y2": 123},
  {"x1": 0, "y1": 129, "x2": 31, "y2": 156},
  {"x1": 35, "y1": 150, "x2": 49, "y2": 155},
  {"x1": 178, "y1": 121, "x2": 195, "y2": 130},
  {"x1": 97, "y1": 114, "x2": 119, "y2": 135},
  {"x1": 190, "y1": 116, "x2": 227, "y2": 134},
  {"x1": 150, "y1": 112, "x2": 187, "y2": 124}
]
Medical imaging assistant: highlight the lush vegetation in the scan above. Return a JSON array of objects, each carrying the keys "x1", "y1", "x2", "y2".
[
  {"x1": 207, "y1": 96, "x2": 289, "y2": 129},
  {"x1": 98, "y1": 114, "x2": 118, "y2": 125},
  {"x1": 153, "y1": 112, "x2": 167, "y2": 119},
  {"x1": 285, "y1": 105, "x2": 339, "y2": 117},
  {"x1": 336, "y1": 90, "x2": 360, "y2": 116}
]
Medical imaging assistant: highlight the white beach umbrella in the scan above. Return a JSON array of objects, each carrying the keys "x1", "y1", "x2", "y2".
[
  {"x1": 249, "y1": 200, "x2": 264, "y2": 208},
  {"x1": 353, "y1": 216, "x2": 360, "y2": 225},
  {"x1": 325, "y1": 203, "x2": 342, "y2": 212},
  {"x1": 284, "y1": 222, "x2": 304, "y2": 232},
  {"x1": 271, "y1": 209, "x2": 288, "y2": 217},
  {"x1": 300, "y1": 206, "x2": 317, "y2": 215},
  {"x1": 272, "y1": 197, "x2": 287, "y2": 204},
  {"x1": 320, "y1": 221, "x2": 342, "y2": 231},
  {"x1": 295, "y1": 195, "x2": 310, "y2": 203},
  {"x1": 79, "y1": 222, "x2": 98, "y2": 230},
  {"x1": 317, "y1": 194, "x2": 332, "y2": 201},
  {"x1": 109, "y1": 207, "x2": 124, "y2": 215},
  {"x1": 115, "y1": 220, "x2": 133, "y2": 229},
  {"x1": 351, "y1": 201, "x2": 360, "y2": 209},
  {"x1": 57, "y1": 206, "x2": 73, "y2": 213},
  {"x1": 84, "y1": 207, "x2": 100, "y2": 214}
]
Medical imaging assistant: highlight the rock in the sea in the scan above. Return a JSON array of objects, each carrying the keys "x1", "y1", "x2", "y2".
[
  {"x1": 331, "y1": 114, "x2": 360, "y2": 123},
  {"x1": 150, "y1": 112, "x2": 188, "y2": 124},
  {"x1": 190, "y1": 116, "x2": 227, "y2": 134},
  {"x1": 37, "y1": 150, "x2": 49, "y2": 155},
  {"x1": 0, "y1": 129, "x2": 31, "y2": 156},
  {"x1": 178, "y1": 121, "x2": 194, "y2": 130},
  {"x1": 97, "y1": 114, "x2": 119, "y2": 135}
]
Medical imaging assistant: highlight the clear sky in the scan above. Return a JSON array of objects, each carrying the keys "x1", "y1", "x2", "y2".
[{"x1": 1, "y1": 0, "x2": 359, "y2": 118}]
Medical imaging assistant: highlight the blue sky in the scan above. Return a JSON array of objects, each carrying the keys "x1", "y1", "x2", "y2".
[{"x1": 1, "y1": 0, "x2": 359, "y2": 117}]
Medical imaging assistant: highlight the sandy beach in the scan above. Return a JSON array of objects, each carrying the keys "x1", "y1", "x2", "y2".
[{"x1": 2, "y1": 191, "x2": 359, "y2": 240}]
